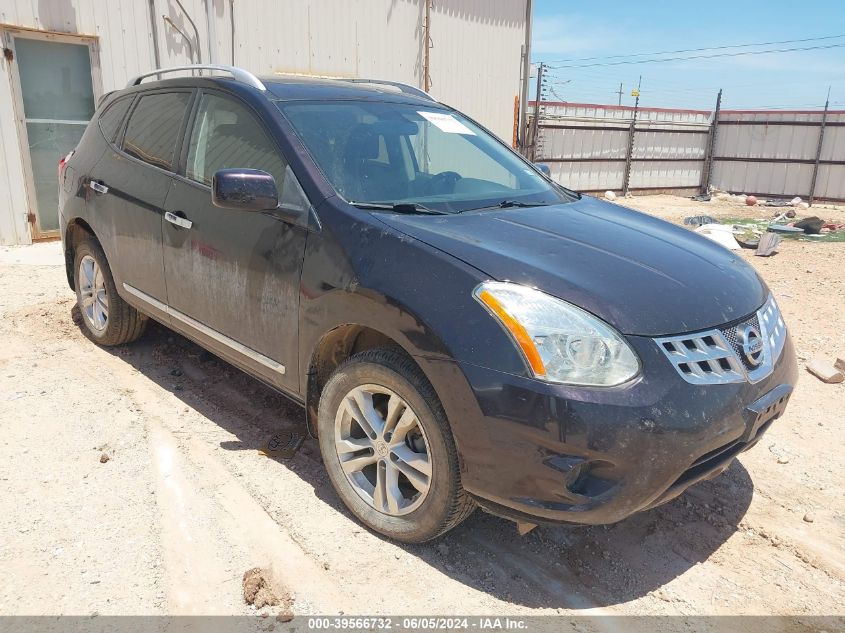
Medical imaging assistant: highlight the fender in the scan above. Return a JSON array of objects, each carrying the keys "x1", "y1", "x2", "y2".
[
  {"x1": 298, "y1": 199, "x2": 531, "y2": 384},
  {"x1": 296, "y1": 200, "x2": 531, "y2": 443}
]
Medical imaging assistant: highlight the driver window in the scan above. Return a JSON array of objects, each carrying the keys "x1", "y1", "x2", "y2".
[{"x1": 186, "y1": 93, "x2": 286, "y2": 189}]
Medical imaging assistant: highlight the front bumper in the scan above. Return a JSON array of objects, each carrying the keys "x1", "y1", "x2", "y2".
[{"x1": 420, "y1": 330, "x2": 798, "y2": 526}]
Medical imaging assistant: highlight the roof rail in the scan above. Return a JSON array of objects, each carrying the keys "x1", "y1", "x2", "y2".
[
  {"x1": 340, "y1": 78, "x2": 436, "y2": 102},
  {"x1": 126, "y1": 64, "x2": 266, "y2": 91}
]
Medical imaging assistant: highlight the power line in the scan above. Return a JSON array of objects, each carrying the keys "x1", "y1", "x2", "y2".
[
  {"x1": 545, "y1": 64, "x2": 843, "y2": 92},
  {"x1": 547, "y1": 69, "x2": 837, "y2": 92},
  {"x1": 537, "y1": 33, "x2": 845, "y2": 64},
  {"x1": 546, "y1": 43, "x2": 845, "y2": 69}
]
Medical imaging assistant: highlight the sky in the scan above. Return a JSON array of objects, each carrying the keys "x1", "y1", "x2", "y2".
[{"x1": 530, "y1": 0, "x2": 845, "y2": 111}]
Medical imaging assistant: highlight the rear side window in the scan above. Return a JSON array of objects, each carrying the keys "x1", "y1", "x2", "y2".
[
  {"x1": 123, "y1": 92, "x2": 191, "y2": 170},
  {"x1": 97, "y1": 96, "x2": 133, "y2": 144},
  {"x1": 185, "y1": 93, "x2": 285, "y2": 186}
]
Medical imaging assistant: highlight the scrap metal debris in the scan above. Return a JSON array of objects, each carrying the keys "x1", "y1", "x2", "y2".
[
  {"x1": 695, "y1": 224, "x2": 741, "y2": 250},
  {"x1": 683, "y1": 214, "x2": 717, "y2": 227},
  {"x1": 755, "y1": 233, "x2": 780, "y2": 257},
  {"x1": 260, "y1": 431, "x2": 304, "y2": 459},
  {"x1": 763, "y1": 199, "x2": 794, "y2": 208},
  {"x1": 767, "y1": 224, "x2": 804, "y2": 235},
  {"x1": 793, "y1": 216, "x2": 824, "y2": 234}
]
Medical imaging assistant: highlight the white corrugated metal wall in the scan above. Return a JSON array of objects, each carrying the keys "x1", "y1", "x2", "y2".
[
  {"x1": 534, "y1": 102, "x2": 845, "y2": 201},
  {"x1": 0, "y1": 0, "x2": 528, "y2": 244},
  {"x1": 711, "y1": 110, "x2": 845, "y2": 200},
  {"x1": 534, "y1": 102, "x2": 711, "y2": 193}
]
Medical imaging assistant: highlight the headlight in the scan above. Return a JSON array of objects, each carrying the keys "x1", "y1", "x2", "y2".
[{"x1": 473, "y1": 282, "x2": 640, "y2": 386}]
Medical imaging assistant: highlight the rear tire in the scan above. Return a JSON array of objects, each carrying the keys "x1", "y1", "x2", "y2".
[
  {"x1": 73, "y1": 237, "x2": 147, "y2": 346},
  {"x1": 317, "y1": 348, "x2": 475, "y2": 542}
]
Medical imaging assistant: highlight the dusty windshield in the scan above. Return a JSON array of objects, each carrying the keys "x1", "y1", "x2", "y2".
[{"x1": 278, "y1": 100, "x2": 574, "y2": 214}]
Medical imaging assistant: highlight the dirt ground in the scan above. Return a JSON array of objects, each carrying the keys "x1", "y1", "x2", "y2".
[{"x1": 0, "y1": 194, "x2": 843, "y2": 625}]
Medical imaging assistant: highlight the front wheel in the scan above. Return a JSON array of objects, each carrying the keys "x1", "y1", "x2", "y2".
[{"x1": 317, "y1": 349, "x2": 474, "y2": 542}]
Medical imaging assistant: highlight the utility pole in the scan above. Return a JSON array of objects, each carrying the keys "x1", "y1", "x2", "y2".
[
  {"x1": 622, "y1": 75, "x2": 641, "y2": 196},
  {"x1": 423, "y1": 0, "x2": 432, "y2": 92},
  {"x1": 616, "y1": 82, "x2": 623, "y2": 106},
  {"x1": 700, "y1": 88, "x2": 723, "y2": 194},
  {"x1": 147, "y1": 0, "x2": 161, "y2": 68},
  {"x1": 205, "y1": 0, "x2": 217, "y2": 64},
  {"x1": 518, "y1": 0, "x2": 533, "y2": 155},
  {"x1": 808, "y1": 86, "x2": 831, "y2": 205},
  {"x1": 529, "y1": 62, "x2": 545, "y2": 161}
]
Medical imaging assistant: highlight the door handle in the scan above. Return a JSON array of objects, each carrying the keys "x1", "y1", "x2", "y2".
[
  {"x1": 164, "y1": 211, "x2": 193, "y2": 230},
  {"x1": 88, "y1": 180, "x2": 109, "y2": 194}
]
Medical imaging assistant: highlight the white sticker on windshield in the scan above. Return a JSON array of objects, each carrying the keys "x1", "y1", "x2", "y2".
[{"x1": 418, "y1": 111, "x2": 476, "y2": 135}]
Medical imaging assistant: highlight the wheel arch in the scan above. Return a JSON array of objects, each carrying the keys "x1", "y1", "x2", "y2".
[
  {"x1": 63, "y1": 218, "x2": 97, "y2": 290},
  {"x1": 305, "y1": 323, "x2": 427, "y2": 436}
]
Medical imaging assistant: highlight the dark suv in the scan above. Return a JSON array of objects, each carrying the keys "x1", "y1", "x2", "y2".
[{"x1": 59, "y1": 65, "x2": 797, "y2": 542}]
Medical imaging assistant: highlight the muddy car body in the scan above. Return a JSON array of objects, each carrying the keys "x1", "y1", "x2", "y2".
[{"x1": 59, "y1": 65, "x2": 797, "y2": 542}]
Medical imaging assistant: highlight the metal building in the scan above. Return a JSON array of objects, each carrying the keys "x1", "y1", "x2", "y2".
[{"x1": 0, "y1": 0, "x2": 530, "y2": 245}]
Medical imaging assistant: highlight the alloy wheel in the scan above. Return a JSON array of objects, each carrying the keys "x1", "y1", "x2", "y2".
[
  {"x1": 78, "y1": 254, "x2": 108, "y2": 331},
  {"x1": 334, "y1": 384, "x2": 432, "y2": 516}
]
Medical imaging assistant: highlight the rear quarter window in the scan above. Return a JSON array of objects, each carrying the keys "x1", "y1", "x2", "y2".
[
  {"x1": 97, "y1": 96, "x2": 133, "y2": 144},
  {"x1": 122, "y1": 92, "x2": 191, "y2": 171}
]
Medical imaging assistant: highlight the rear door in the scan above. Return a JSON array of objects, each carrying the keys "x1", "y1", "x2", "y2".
[
  {"x1": 88, "y1": 90, "x2": 193, "y2": 308},
  {"x1": 162, "y1": 90, "x2": 310, "y2": 393}
]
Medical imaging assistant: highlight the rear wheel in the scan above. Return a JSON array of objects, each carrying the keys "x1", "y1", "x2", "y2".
[
  {"x1": 74, "y1": 238, "x2": 147, "y2": 346},
  {"x1": 317, "y1": 349, "x2": 474, "y2": 542}
]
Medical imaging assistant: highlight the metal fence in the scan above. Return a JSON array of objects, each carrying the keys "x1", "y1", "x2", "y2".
[{"x1": 529, "y1": 101, "x2": 845, "y2": 203}]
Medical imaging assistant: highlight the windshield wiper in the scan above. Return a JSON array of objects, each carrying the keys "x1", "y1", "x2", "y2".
[
  {"x1": 460, "y1": 199, "x2": 550, "y2": 213},
  {"x1": 349, "y1": 201, "x2": 448, "y2": 215}
]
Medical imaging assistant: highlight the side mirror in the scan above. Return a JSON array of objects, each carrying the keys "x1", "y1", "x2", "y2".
[
  {"x1": 212, "y1": 169, "x2": 278, "y2": 212},
  {"x1": 534, "y1": 162, "x2": 551, "y2": 177}
]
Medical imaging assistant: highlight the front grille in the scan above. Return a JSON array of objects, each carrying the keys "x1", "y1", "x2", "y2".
[
  {"x1": 720, "y1": 313, "x2": 762, "y2": 371},
  {"x1": 655, "y1": 294, "x2": 786, "y2": 386},
  {"x1": 656, "y1": 331, "x2": 745, "y2": 385},
  {"x1": 758, "y1": 295, "x2": 787, "y2": 361}
]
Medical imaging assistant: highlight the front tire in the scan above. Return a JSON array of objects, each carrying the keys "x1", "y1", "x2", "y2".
[
  {"x1": 317, "y1": 349, "x2": 474, "y2": 542},
  {"x1": 73, "y1": 237, "x2": 147, "y2": 346}
]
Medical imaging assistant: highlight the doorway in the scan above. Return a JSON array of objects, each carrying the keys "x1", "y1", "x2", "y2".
[{"x1": 3, "y1": 27, "x2": 101, "y2": 239}]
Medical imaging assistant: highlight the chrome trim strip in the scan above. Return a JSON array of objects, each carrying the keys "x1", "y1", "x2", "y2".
[
  {"x1": 123, "y1": 283, "x2": 169, "y2": 312},
  {"x1": 122, "y1": 283, "x2": 285, "y2": 375}
]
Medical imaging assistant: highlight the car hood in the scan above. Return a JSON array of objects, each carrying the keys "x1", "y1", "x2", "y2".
[{"x1": 375, "y1": 196, "x2": 767, "y2": 336}]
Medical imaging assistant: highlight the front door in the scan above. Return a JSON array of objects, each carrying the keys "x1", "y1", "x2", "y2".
[
  {"x1": 5, "y1": 30, "x2": 100, "y2": 239},
  {"x1": 162, "y1": 91, "x2": 310, "y2": 394}
]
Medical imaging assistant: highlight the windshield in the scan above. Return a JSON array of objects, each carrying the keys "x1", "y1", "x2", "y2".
[{"x1": 278, "y1": 100, "x2": 575, "y2": 214}]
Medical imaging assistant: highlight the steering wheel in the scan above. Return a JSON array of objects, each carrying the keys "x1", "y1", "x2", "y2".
[{"x1": 427, "y1": 171, "x2": 462, "y2": 194}]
